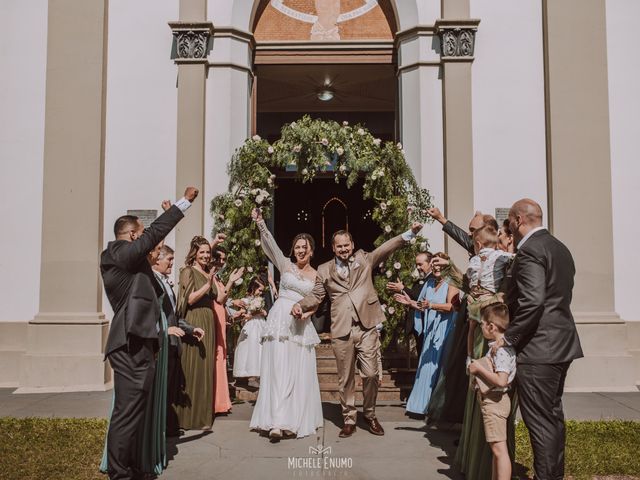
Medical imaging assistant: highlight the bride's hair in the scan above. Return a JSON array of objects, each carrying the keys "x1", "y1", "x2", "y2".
[{"x1": 289, "y1": 233, "x2": 315, "y2": 258}]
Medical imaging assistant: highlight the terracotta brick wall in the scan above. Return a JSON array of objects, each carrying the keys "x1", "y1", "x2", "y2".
[{"x1": 254, "y1": 0, "x2": 395, "y2": 41}]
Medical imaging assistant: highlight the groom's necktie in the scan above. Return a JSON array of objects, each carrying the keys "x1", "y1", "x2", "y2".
[{"x1": 336, "y1": 259, "x2": 349, "y2": 280}]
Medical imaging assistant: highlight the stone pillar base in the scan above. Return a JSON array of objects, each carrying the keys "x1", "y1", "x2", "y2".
[
  {"x1": 564, "y1": 313, "x2": 638, "y2": 392},
  {"x1": 15, "y1": 313, "x2": 111, "y2": 394},
  {"x1": 0, "y1": 322, "x2": 27, "y2": 387}
]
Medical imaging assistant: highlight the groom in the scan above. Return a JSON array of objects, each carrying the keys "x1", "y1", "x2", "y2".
[{"x1": 292, "y1": 222, "x2": 422, "y2": 438}]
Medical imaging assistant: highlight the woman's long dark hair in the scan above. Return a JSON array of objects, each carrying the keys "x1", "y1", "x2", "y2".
[
  {"x1": 289, "y1": 233, "x2": 315, "y2": 259},
  {"x1": 185, "y1": 235, "x2": 211, "y2": 267}
]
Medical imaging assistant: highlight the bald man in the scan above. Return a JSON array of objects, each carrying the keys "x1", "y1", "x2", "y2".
[{"x1": 495, "y1": 198, "x2": 583, "y2": 480}]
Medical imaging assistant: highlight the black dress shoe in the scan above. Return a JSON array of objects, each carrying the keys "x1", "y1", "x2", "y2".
[
  {"x1": 365, "y1": 417, "x2": 385, "y2": 436},
  {"x1": 338, "y1": 424, "x2": 356, "y2": 438}
]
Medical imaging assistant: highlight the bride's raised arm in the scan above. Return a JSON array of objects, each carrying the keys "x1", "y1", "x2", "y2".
[{"x1": 252, "y1": 208, "x2": 290, "y2": 274}]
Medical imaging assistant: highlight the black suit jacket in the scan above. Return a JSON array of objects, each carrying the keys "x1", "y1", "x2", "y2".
[
  {"x1": 101, "y1": 206, "x2": 185, "y2": 356},
  {"x1": 403, "y1": 279, "x2": 428, "y2": 337},
  {"x1": 154, "y1": 272, "x2": 195, "y2": 356},
  {"x1": 503, "y1": 229, "x2": 583, "y2": 364},
  {"x1": 442, "y1": 220, "x2": 474, "y2": 256}
]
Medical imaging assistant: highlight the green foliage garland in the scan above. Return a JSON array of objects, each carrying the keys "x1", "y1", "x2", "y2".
[{"x1": 211, "y1": 116, "x2": 433, "y2": 349}]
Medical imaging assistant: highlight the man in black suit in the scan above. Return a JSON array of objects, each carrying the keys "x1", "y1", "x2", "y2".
[
  {"x1": 427, "y1": 206, "x2": 499, "y2": 256},
  {"x1": 386, "y1": 251, "x2": 433, "y2": 354},
  {"x1": 495, "y1": 198, "x2": 583, "y2": 480},
  {"x1": 152, "y1": 243, "x2": 205, "y2": 436},
  {"x1": 100, "y1": 187, "x2": 198, "y2": 480}
]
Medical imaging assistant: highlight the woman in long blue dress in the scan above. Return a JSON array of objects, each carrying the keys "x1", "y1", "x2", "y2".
[{"x1": 395, "y1": 252, "x2": 459, "y2": 415}]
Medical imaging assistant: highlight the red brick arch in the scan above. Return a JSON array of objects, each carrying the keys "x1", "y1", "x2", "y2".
[{"x1": 252, "y1": 0, "x2": 398, "y2": 41}]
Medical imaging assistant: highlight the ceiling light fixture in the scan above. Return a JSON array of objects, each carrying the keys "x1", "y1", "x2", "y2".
[{"x1": 317, "y1": 89, "x2": 334, "y2": 101}]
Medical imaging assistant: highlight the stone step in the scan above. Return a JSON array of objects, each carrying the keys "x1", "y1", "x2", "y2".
[
  {"x1": 233, "y1": 383, "x2": 413, "y2": 403},
  {"x1": 316, "y1": 369, "x2": 416, "y2": 384}
]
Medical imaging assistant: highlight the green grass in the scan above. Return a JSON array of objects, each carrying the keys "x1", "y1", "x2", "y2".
[
  {"x1": 0, "y1": 418, "x2": 638, "y2": 479},
  {"x1": 0, "y1": 418, "x2": 107, "y2": 480},
  {"x1": 515, "y1": 420, "x2": 640, "y2": 479}
]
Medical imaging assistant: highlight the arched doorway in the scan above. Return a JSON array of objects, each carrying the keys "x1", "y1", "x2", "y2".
[{"x1": 250, "y1": 1, "x2": 399, "y2": 264}]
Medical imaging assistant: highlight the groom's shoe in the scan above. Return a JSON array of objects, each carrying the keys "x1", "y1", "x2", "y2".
[
  {"x1": 365, "y1": 417, "x2": 385, "y2": 436},
  {"x1": 338, "y1": 424, "x2": 356, "y2": 438}
]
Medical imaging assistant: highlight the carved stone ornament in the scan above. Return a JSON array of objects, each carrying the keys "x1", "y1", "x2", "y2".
[
  {"x1": 435, "y1": 20, "x2": 480, "y2": 60},
  {"x1": 168, "y1": 22, "x2": 214, "y2": 63}
]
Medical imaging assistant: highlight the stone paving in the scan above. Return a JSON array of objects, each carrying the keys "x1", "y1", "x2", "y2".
[{"x1": 1, "y1": 389, "x2": 639, "y2": 480}]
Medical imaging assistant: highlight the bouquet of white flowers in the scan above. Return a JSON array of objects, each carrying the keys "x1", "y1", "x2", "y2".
[{"x1": 245, "y1": 296, "x2": 265, "y2": 315}]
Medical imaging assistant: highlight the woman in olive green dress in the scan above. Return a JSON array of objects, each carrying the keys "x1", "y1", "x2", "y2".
[{"x1": 175, "y1": 236, "x2": 217, "y2": 430}]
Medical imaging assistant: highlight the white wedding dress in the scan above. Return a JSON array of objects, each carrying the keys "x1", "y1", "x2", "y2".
[{"x1": 249, "y1": 220, "x2": 323, "y2": 438}]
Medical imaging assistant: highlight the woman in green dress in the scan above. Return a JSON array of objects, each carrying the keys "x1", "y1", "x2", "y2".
[{"x1": 175, "y1": 236, "x2": 217, "y2": 430}]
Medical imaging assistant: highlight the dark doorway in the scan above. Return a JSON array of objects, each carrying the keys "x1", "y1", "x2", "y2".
[{"x1": 273, "y1": 175, "x2": 380, "y2": 266}]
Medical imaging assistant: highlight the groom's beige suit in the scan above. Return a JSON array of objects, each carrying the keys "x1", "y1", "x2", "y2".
[{"x1": 298, "y1": 234, "x2": 410, "y2": 425}]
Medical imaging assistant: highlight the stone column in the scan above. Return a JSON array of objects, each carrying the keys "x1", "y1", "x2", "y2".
[
  {"x1": 396, "y1": 25, "x2": 445, "y2": 253},
  {"x1": 205, "y1": 27, "x2": 254, "y2": 237},
  {"x1": 543, "y1": 0, "x2": 635, "y2": 390},
  {"x1": 169, "y1": 5, "x2": 213, "y2": 268},
  {"x1": 16, "y1": 0, "x2": 110, "y2": 393},
  {"x1": 435, "y1": 17, "x2": 479, "y2": 268}
]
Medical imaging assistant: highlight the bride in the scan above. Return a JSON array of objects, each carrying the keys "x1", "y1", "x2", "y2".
[{"x1": 249, "y1": 208, "x2": 323, "y2": 440}]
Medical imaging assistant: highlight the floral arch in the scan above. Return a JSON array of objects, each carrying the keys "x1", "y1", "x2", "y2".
[{"x1": 211, "y1": 116, "x2": 432, "y2": 347}]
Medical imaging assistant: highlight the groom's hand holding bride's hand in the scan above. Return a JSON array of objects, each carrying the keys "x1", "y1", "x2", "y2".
[
  {"x1": 291, "y1": 303, "x2": 303, "y2": 318},
  {"x1": 410, "y1": 221, "x2": 423, "y2": 234}
]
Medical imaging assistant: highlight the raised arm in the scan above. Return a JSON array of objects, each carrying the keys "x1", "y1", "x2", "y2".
[
  {"x1": 252, "y1": 209, "x2": 290, "y2": 273},
  {"x1": 111, "y1": 206, "x2": 184, "y2": 269},
  {"x1": 111, "y1": 187, "x2": 198, "y2": 270},
  {"x1": 368, "y1": 222, "x2": 422, "y2": 267}
]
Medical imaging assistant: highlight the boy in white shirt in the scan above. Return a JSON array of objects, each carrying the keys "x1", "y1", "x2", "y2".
[{"x1": 469, "y1": 302, "x2": 516, "y2": 480}]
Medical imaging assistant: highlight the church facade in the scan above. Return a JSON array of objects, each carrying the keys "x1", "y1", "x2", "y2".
[{"x1": 1, "y1": 0, "x2": 639, "y2": 392}]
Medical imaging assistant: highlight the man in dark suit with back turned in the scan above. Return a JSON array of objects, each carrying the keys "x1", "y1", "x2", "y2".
[
  {"x1": 494, "y1": 198, "x2": 583, "y2": 480},
  {"x1": 100, "y1": 186, "x2": 198, "y2": 480}
]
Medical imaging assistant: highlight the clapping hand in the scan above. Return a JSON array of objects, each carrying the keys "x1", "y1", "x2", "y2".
[
  {"x1": 386, "y1": 279, "x2": 405, "y2": 293},
  {"x1": 228, "y1": 267, "x2": 245, "y2": 285},
  {"x1": 410, "y1": 221, "x2": 423, "y2": 234},
  {"x1": 251, "y1": 207, "x2": 263, "y2": 222},
  {"x1": 161, "y1": 200, "x2": 171, "y2": 212},
  {"x1": 417, "y1": 299, "x2": 430, "y2": 311},
  {"x1": 393, "y1": 291, "x2": 412, "y2": 305},
  {"x1": 192, "y1": 327, "x2": 205, "y2": 341}
]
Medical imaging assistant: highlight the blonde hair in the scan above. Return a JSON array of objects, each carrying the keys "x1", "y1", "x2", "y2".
[
  {"x1": 481, "y1": 303, "x2": 510, "y2": 331},
  {"x1": 473, "y1": 225, "x2": 498, "y2": 249}
]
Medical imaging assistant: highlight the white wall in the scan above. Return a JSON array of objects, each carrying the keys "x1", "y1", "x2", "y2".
[
  {"x1": 470, "y1": 0, "x2": 548, "y2": 224},
  {"x1": 103, "y1": 0, "x2": 179, "y2": 314},
  {"x1": 606, "y1": 0, "x2": 640, "y2": 323},
  {"x1": 0, "y1": 0, "x2": 48, "y2": 322}
]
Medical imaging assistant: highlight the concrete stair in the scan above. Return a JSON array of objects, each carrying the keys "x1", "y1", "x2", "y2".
[{"x1": 232, "y1": 341, "x2": 417, "y2": 402}]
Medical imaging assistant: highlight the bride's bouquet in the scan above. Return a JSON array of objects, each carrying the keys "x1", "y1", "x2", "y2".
[{"x1": 245, "y1": 296, "x2": 265, "y2": 315}]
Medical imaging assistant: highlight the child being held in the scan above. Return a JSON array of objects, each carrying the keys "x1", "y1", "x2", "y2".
[
  {"x1": 468, "y1": 303, "x2": 516, "y2": 480},
  {"x1": 432, "y1": 225, "x2": 513, "y2": 366},
  {"x1": 232, "y1": 275, "x2": 268, "y2": 389}
]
